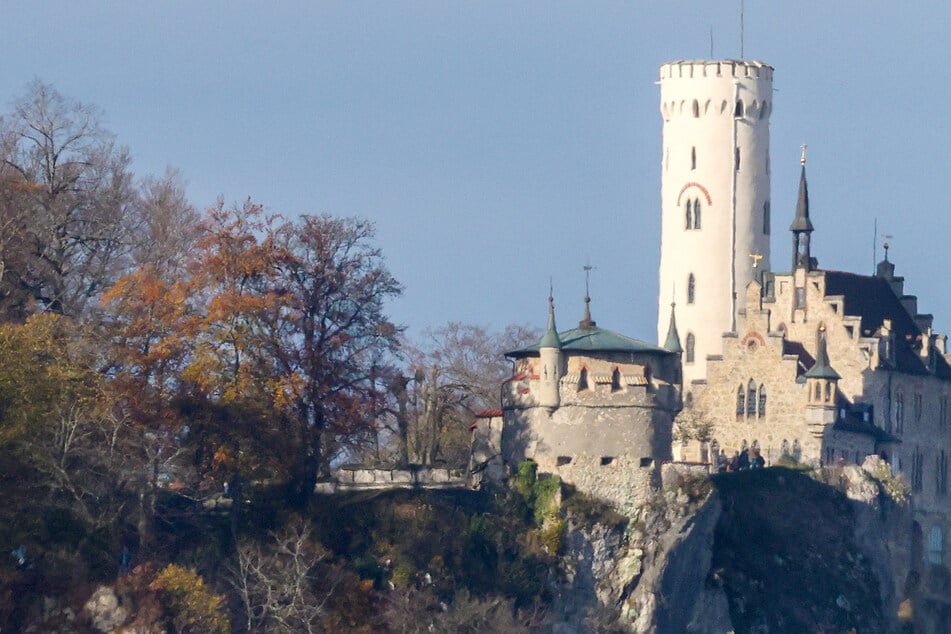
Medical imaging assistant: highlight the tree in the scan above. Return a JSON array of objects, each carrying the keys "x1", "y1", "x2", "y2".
[
  {"x1": 0, "y1": 80, "x2": 136, "y2": 319},
  {"x1": 104, "y1": 201, "x2": 402, "y2": 504},
  {"x1": 231, "y1": 519, "x2": 332, "y2": 633},
  {"x1": 131, "y1": 168, "x2": 200, "y2": 276},
  {"x1": 383, "y1": 323, "x2": 539, "y2": 467}
]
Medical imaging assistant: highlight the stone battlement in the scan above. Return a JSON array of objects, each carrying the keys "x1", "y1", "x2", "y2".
[{"x1": 660, "y1": 60, "x2": 773, "y2": 81}]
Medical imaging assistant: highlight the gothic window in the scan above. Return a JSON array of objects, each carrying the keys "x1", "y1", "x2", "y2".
[
  {"x1": 825, "y1": 446, "x2": 835, "y2": 465},
  {"x1": 578, "y1": 367, "x2": 589, "y2": 391},
  {"x1": 611, "y1": 368, "x2": 621, "y2": 392},
  {"x1": 758, "y1": 385, "x2": 767, "y2": 417},
  {"x1": 685, "y1": 200, "x2": 693, "y2": 229},
  {"x1": 687, "y1": 274, "x2": 696, "y2": 304},
  {"x1": 912, "y1": 447, "x2": 924, "y2": 493},
  {"x1": 691, "y1": 146, "x2": 696, "y2": 170},
  {"x1": 937, "y1": 450, "x2": 948, "y2": 497},
  {"x1": 685, "y1": 333, "x2": 696, "y2": 364},
  {"x1": 928, "y1": 526, "x2": 944, "y2": 565},
  {"x1": 895, "y1": 390, "x2": 905, "y2": 434},
  {"x1": 747, "y1": 380, "x2": 757, "y2": 417},
  {"x1": 692, "y1": 100, "x2": 700, "y2": 118},
  {"x1": 736, "y1": 385, "x2": 745, "y2": 419},
  {"x1": 814, "y1": 382, "x2": 821, "y2": 402},
  {"x1": 824, "y1": 381, "x2": 832, "y2": 402},
  {"x1": 694, "y1": 198, "x2": 702, "y2": 229},
  {"x1": 763, "y1": 200, "x2": 770, "y2": 234},
  {"x1": 734, "y1": 99, "x2": 744, "y2": 118},
  {"x1": 793, "y1": 439, "x2": 802, "y2": 461},
  {"x1": 781, "y1": 439, "x2": 790, "y2": 456}
]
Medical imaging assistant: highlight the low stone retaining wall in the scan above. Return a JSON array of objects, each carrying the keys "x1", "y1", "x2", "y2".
[{"x1": 315, "y1": 467, "x2": 469, "y2": 493}]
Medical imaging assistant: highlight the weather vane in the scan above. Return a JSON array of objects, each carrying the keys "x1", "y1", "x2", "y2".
[
  {"x1": 583, "y1": 262, "x2": 596, "y2": 299},
  {"x1": 800, "y1": 144, "x2": 808, "y2": 165}
]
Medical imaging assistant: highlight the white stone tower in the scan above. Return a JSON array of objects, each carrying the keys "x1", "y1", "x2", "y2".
[{"x1": 656, "y1": 60, "x2": 773, "y2": 388}]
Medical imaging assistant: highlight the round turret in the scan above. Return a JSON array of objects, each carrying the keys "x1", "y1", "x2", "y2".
[{"x1": 656, "y1": 60, "x2": 773, "y2": 387}]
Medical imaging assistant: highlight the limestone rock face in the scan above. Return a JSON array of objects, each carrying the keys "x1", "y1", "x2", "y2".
[{"x1": 84, "y1": 586, "x2": 128, "y2": 633}]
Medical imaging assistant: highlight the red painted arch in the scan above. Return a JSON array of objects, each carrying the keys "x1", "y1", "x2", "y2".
[{"x1": 676, "y1": 182, "x2": 713, "y2": 206}]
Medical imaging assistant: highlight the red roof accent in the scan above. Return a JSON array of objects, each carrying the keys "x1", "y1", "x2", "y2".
[{"x1": 476, "y1": 409, "x2": 503, "y2": 418}]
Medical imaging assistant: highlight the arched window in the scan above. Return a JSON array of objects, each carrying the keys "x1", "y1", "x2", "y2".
[
  {"x1": 685, "y1": 200, "x2": 693, "y2": 229},
  {"x1": 747, "y1": 380, "x2": 757, "y2": 417},
  {"x1": 825, "y1": 382, "x2": 833, "y2": 402},
  {"x1": 578, "y1": 367, "x2": 589, "y2": 391},
  {"x1": 736, "y1": 385, "x2": 745, "y2": 419},
  {"x1": 928, "y1": 526, "x2": 944, "y2": 565},
  {"x1": 814, "y1": 382, "x2": 821, "y2": 402},
  {"x1": 692, "y1": 100, "x2": 700, "y2": 118},
  {"x1": 685, "y1": 391, "x2": 694, "y2": 407},
  {"x1": 611, "y1": 368, "x2": 621, "y2": 392},
  {"x1": 758, "y1": 385, "x2": 767, "y2": 417},
  {"x1": 763, "y1": 200, "x2": 770, "y2": 234},
  {"x1": 687, "y1": 274, "x2": 696, "y2": 304},
  {"x1": 734, "y1": 99, "x2": 744, "y2": 118},
  {"x1": 694, "y1": 198, "x2": 702, "y2": 229},
  {"x1": 685, "y1": 333, "x2": 696, "y2": 364},
  {"x1": 792, "y1": 439, "x2": 802, "y2": 460},
  {"x1": 895, "y1": 390, "x2": 905, "y2": 434},
  {"x1": 690, "y1": 146, "x2": 697, "y2": 170},
  {"x1": 781, "y1": 439, "x2": 790, "y2": 456}
]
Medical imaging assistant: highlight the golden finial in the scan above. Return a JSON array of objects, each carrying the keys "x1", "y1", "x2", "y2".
[
  {"x1": 800, "y1": 144, "x2": 808, "y2": 166},
  {"x1": 749, "y1": 253, "x2": 764, "y2": 269}
]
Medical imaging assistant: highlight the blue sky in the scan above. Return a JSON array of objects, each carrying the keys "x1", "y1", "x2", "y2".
[{"x1": 3, "y1": 2, "x2": 948, "y2": 341}]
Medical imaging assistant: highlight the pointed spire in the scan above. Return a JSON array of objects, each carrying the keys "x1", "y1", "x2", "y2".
[
  {"x1": 579, "y1": 264, "x2": 597, "y2": 330},
  {"x1": 664, "y1": 300, "x2": 683, "y2": 353},
  {"x1": 539, "y1": 285, "x2": 561, "y2": 349},
  {"x1": 805, "y1": 325, "x2": 840, "y2": 380},
  {"x1": 789, "y1": 161, "x2": 814, "y2": 232}
]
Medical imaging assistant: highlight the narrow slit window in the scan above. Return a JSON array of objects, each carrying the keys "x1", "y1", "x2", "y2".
[
  {"x1": 694, "y1": 198, "x2": 701, "y2": 229},
  {"x1": 687, "y1": 273, "x2": 696, "y2": 304},
  {"x1": 690, "y1": 146, "x2": 697, "y2": 170},
  {"x1": 685, "y1": 333, "x2": 696, "y2": 364}
]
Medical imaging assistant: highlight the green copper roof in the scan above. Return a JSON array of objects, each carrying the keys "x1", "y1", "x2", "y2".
[
  {"x1": 804, "y1": 329, "x2": 840, "y2": 380},
  {"x1": 539, "y1": 295, "x2": 561, "y2": 349},
  {"x1": 508, "y1": 324, "x2": 673, "y2": 357},
  {"x1": 663, "y1": 302, "x2": 683, "y2": 353}
]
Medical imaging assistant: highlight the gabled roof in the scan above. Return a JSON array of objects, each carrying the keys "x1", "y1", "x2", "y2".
[
  {"x1": 823, "y1": 270, "x2": 951, "y2": 379},
  {"x1": 507, "y1": 324, "x2": 673, "y2": 358}
]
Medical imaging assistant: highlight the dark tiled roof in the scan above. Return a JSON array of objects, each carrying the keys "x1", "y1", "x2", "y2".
[
  {"x1": 823, "y1": 271, "x2": 951, "y2": 377},
  {"x1": 508, "y1": 325, "x2": 673, "y2": 358}
]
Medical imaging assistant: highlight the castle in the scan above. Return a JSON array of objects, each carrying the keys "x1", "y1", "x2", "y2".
[{"x1": 472, "y1": 58, "x2": 951, "y2": 585}]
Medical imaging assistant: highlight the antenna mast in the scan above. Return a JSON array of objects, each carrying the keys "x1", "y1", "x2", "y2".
[
  {"x1": 740, "y1": 0, "x2": 745, "y2": 59},
  {"x1": 872, "y1": 218, "x2": 877, "y2": 274}
]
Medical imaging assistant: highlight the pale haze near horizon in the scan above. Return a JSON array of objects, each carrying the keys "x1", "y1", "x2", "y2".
[{"x1": 2, "y1": 2, "x2": 946, "y2": 343}]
